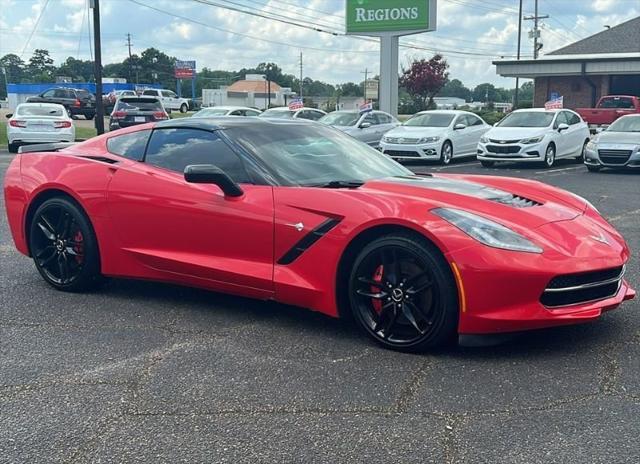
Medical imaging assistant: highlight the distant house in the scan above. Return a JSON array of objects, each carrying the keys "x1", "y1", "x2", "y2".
[
  {"x1": 202, "y1": 74, "x2": 293, "y2": 109},
  {"x1": 493, "y1": 16, "x2": 640, "y2": 108}
]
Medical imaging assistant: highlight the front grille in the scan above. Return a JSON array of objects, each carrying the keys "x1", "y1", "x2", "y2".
[
  {"x1": 385, "y1": 137, "x2": 421, "y2": 144},
  {"x1": 384, "y1": 150, "x2": 421, "y2": 157},
  {"x1": 541, "y1": 266, "x2": 624, "y2": 307},
  {"x1": 493, "y1": 194, "x2": 542, "y2": 208},
  {"x1": 486, "y1": 145, "x2": 521, "y2": 154},
  {"x1": 489, "y1": 138, "x2": 521, "y2": 144},
  {"x1": 598, "y1": 149, "x2": 632, "y2": 165}
]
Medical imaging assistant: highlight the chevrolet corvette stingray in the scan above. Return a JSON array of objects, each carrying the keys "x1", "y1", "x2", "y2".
[{"x1": 3, "y1": 118, "x2": 635, "y2": 351}]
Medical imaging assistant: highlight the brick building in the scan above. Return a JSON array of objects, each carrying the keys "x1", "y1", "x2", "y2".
[{"x1": 493, "y1": 16, "x2": 640, "y2": 109}]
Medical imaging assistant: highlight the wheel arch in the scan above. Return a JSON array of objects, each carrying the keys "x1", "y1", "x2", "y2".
[{"x1": 335, "y1": 223, "x2": 455, "y2": 319}]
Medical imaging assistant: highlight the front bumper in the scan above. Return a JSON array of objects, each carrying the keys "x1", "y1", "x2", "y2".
[
  {"x1": 477, "y1": 141, "x2": 546, "y2": 163},
  {"x1": 380, "y1": 141, "x2": 442, "y2": 160},
  {"x1": 447, "y1": 214, "x2": 634, "y2": 335},
  {"x1": 584, "y1": 144, "x2": 640, "y2": 169}
]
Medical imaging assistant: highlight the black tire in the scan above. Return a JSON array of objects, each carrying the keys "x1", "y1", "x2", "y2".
[
  {"x1": 85, "y1": 113, "x2": 95, "y2": 120},
  {"x1": 576, "y1": 140, "x2": 588, "y2": 162},
  {"x1": 587, "y1": 165, "x2": 601, "y2": 173},
  {"x1": 542, "y1": 143, "x2": 556, "y2": 168},
  {"x1": 179, "y1": 103, "x2": 188, "y2": 113},
  {"x1": 480, "y1": 160, "x2": 495, "y2": 168},
  {"x1": 440, "y1": 141, "x2": 453, "y2": 165},
  {"x1": 8, "y1": 142, "x2": 19, "y2": 153},
  {"x1": 348, "y1": 234, "x2": 458, "y2": 352},
  {"x1": 29, "y1": 197, "x2": 103, "y2": 292}
]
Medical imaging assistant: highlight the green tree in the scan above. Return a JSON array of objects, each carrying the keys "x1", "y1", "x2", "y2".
[
  {"x1": 27, "y1": 49, "x2": 55, "y2": 82},
  {"x1": 472, "y1": 83, "x2": 497, "y2": 102},
  {"x1": 337, "y1": 82, "x2": 363, "y2": 97},
  {"x1": 439, "y1": 78, "x2": 471, "y2": 101},
  {"x1": 57, "y1": 57, "x2": 94, "y2": 82}
]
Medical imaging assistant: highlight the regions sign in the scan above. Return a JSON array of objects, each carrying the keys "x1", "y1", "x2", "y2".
[{"x1": 345, "y1": 0, "x2": 437, "y2": 36}]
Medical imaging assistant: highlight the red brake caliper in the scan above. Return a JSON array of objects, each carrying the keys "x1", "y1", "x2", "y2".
[
  {"x1": 371, "y1": 265, "x2": 384, "y2": 314},
  {"x1": 73, "y1": 231, "x2": 84, "y2": 264}
]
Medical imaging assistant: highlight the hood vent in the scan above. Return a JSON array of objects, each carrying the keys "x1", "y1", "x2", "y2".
[{"x1": 492, "y1": 194, "x2": 542, "y2": 208}]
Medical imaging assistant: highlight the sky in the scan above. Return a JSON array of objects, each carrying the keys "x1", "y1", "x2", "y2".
[{"x1": 0, "y1": 0, "x2": 638, "y2": 88}]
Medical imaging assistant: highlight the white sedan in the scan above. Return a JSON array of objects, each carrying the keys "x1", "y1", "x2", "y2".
[
  {"x1": 6, "y1": 103, "x2": 75, "y2": 153},
  {"x1": 319, "y1": 110, "x2": 399, "y2": 147},
  {"x1": 192, "y1": 106, "x2": 262, "y2": 117},
  {"x1": 477, "y1": 108, "x2": 590, "y2": 168},
  {"x1": 380, "y1": 110, "x2": 490, "y2": 164},
  {"x1": 260, "y1": 107, "x2": 327, "y2": 121}
]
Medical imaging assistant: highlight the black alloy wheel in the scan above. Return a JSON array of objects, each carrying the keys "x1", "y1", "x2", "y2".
[
  {"x1": 29, "y1": 197, "x2": 103, "y2": 291},
  {"x1": 349, "y1": 235, "x2": 458, "y2": 351},
  {"x1": 440, "y1": 141, "x2": 453, "y2": 165}
]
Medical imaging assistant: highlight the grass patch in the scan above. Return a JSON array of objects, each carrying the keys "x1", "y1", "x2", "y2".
[
  {"x1": 169, "y1": 111, "x2": 195, "y2": 119},
  {"x1": 0, "y1": 122, "x2": 97, "y2": 147}
]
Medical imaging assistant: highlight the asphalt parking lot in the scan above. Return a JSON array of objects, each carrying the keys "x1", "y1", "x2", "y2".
[{"x1": 1, "y1": 150, "x2": 638, "y2": 463}]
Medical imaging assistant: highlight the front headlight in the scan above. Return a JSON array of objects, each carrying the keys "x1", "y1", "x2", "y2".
[
  {"x1": 480, "y1": 136, "x2": 489, "y2": 143},
  {"x1": 418, "y1": 136, "x2": 440, "y2": 143},
  {"x1": 520, "y1": 135, "x2": 544, "y2": 144},
  {"x1": 432, "y1": 208, "x2": 543, "y2": 253},
  {"x1": 586, "y1": 141, "x2": 597, "y2": 151}
]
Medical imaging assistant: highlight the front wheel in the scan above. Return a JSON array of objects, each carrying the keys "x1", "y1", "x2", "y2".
[
  {"x1": 29, "y1": 197, "x2": 103, "y2": 292},
  {"x1": 348, "y1": 235, "x2": 458, "y2": 352},
  {"x1": 440, "y1": 141, "x2": 453, "y2": 165},
  {"x1": 179, "y1": 103, "x2": 188, "y2": 113},
  {"x1": 543, "y1": 144, "x2": 556, "y2": 168},
  {"x1": 576, "y1": 140, "x2": 588, "y2": 162}
]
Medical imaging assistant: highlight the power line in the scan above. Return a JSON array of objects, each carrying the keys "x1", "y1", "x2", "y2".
[
  {"x1": 76, "y1": 4, "x2": 87, "y2": 59},
  {"x1": 21, "y1": 0, "x2": 51, "y2": 58}
]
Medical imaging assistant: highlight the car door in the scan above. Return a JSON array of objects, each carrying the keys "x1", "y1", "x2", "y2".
[
  {"x1": 161, "y1": 91, "x2": 175, "y2": 110},
  {"x1": 106, "y1": 127, "x2": 275, "y2": 294},
  {"x1": 37, "y1": 89, "x2": 56, "y2": 103},
  {"x1": 374, "y1": 112, "x2": 395, "y2": 140},
  {"x1": 565, "y1": 111, "x2": 586, "y2": 156},
  {"x1": 552, "y1": 112, "x2": 571, "y2": 157},
  {"x1": 358, "y1": 112, "x2": 382, "y2": 146},
  {"x1": 465, "y1": 114, "x2": 488, "y2": 154},
  {"x1": 451, "y1": 115, "x2": 472, "y2": 155}
]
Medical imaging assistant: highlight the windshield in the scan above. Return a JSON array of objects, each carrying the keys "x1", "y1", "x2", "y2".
[
  {"x1": 193, "y1": 108, "x2": 229, "y2": 117},
  {"x1": 599, "y1": 97, "x2": 634, "y2": 109},
  {"x1": 17, "y1": 105, "x2": 64, "y2": 117},
  {"x1": 260, "y1": 109, "x2": 295, "y2": 119},
  {"x1": 225, "y1": 123, "x2": 411, "y2": 186},
  {"x1": 607, "y1": 116, "x2": 640, "y2": 132},
  {"x1": 320, "y1": 112, "x2": 359, "y2": 126},
  {"x1": 497, "y1": 112, "x2": 554, "y2": 128},
  {"x1": 115, "y1": 99, "x2": 162, "y2": 111},
  {"x1": 404, "y1": 113, "x2": 454, "y2": 127}
]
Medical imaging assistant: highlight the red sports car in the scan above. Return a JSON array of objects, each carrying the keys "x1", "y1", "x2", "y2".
[{"x1": 3, "y1": 118, "x2": 635, "y2": 351}]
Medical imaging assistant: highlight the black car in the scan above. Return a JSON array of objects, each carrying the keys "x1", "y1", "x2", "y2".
[
  {"x1": 109, "y1": 96, "x2": 169, "y2": 131},
  {"x1": 26, "y1": 88, "x2": 96, "y2": 120}
]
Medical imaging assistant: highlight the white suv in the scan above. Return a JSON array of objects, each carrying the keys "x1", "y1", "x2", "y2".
[{"x1": 141, "y1": 89, "x2": 190, "y2": 113}]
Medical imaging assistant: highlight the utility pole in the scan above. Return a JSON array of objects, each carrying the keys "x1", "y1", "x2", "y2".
[
  {"x1": 299, "y1": 52, "x2": 303, "y2": 99},
  {"x1": 514, "y1": 0, "x2": 523, "y2": 108},
  {"x1": 361, "y1": 68, "x2": 369, "y2": 100},
  {"x1": 90, "y1": 0, "x2": 105, "y2": 135},
  {"x1": 126, "y1": 33, "x2": 133, "y2": 83},
  {"x1": 524, "y1": 0, "x2": 548, "y2": 59},
  {"x1": 266, "y1": 63, "x2": 272, "y2": 109}
]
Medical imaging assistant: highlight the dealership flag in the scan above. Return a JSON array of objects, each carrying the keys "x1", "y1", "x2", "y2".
[
  {"x1": 545, "y1": 96, "x2": 564, "y2": 110},
  {"x1": 359, "y1": 101, "x2": 373, "y2": 113},
  {"x1": 288, "y1": 98, "x2": 304, "y2": 110}
]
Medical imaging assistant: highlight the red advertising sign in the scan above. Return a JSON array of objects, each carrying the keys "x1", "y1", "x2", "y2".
[{"x1": 174, "y1": 68, "x2": 194, "y2": 79}]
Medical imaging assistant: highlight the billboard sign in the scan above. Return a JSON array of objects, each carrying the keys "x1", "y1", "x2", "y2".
[
  {"x1": 346, "y1": 0, "x2": 437, "y2": 36},
  {"x1": 175, "y1": 60, "x2": 196, "y2": 79}
]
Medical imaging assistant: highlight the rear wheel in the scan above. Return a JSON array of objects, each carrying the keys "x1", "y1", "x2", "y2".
[
  {"x1": 179, "y1": 103, "x2": 188, "y2": 113},
  {"x1": 440, "y1": 141, "x2": 453, "y2": 165},
  {"x1": 480, "y1": 160, "x2": 495, "y2": 168},
  {"x1": 29, "y1": 197, "x2": 103, "y2": 292},
  {"x1": 348, "y1": 235, "x2": 458, "y2": 352}
]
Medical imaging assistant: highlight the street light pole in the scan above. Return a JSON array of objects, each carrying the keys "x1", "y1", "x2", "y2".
[
  {"x1": 90, "y1": 0, "x2": 105, "y2": 134},
  {"x1": 514, "y1": 0, "x2": 523, "y2": 108}
]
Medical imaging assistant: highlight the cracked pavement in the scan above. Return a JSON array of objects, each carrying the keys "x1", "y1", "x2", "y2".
[{"x1": 1, "y1": 152, "x2": 638, "y2": 463}]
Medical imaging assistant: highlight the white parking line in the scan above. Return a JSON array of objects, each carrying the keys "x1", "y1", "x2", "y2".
[
  {"x1": 431, "y1": 161, "x2": 479, "y2": 170},
  {"x1": 534, "y1": 166, "x2": 584, "y2": 175},
  {"x1": 607, "y1": 208, "x2": 640, "y2": 223}
]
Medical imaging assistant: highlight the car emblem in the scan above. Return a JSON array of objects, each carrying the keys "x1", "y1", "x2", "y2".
[
  {"x1": 287, "y1": 222, "x2": 305, "y2": 232},
  {"x1": 590, "y1": 231, "x2": 609, "y2": 246},
  {"x1": 398, "y1": 138, "x2": 405, "y2": 144},
  {"x1": 499, "y1": 140, "x2": 507, "y2": 144},
  {"x1": 391, "y1": 288, "x2": 404, "y2": 302}
]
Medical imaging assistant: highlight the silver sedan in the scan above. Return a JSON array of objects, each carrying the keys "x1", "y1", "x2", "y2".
[
  {"x1": 584, "y1": 114, "x2": 640, "y2": 172},
  {"x1": 319, "y1": 110, "x2": 399, "y2": 147}
]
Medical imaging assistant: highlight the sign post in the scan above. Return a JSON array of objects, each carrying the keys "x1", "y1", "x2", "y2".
[
  {"x1": 174, "y1": 60, "x2": 197, "y2": 99},
  {"x1": 346, "y1": 0, "x2": 437, "y2": 116}
]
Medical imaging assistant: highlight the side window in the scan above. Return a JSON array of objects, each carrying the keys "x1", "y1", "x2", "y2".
[
  {"x1": 296, "y1": 110, "x2": 311, "y2": 120},
  {"x1": 377, "y1": 113, "x2": 391, "y2": 124},
  {"x1": 568, "y1": 112, "x2": 581, "y2": 125},
  {"x1": 42, "y1": 89, "x2": 56, "y2": 98},
  {"x1": 142, "y1": 90, "x2": 156, "y2": 96},
  {"x1": 310, "y1": 111, "x2": 325, "y2": 121},
  {"x1": 554, "y1": 112, "x2": 569, "y2": 128},
  {"x1": 363, "y1": 113, "x2": 379, "y2": 125},
  {"x1": 106, "y1": 130, "x2": 151, "y2": 161},
  {"x1": 145, "y1": 128, "x2": 250, "y2": 183},
  {"x1": 467, "y1": 115, "x2": 483, "y2": 126},
  {"x1": 248, "y1": 110, "x2": 261, "y2": 117},
  {"x1": 454, "y1": 115, "x2": 467, "y2": 127},
  {"x1": 53, "y1": 89, "x2": 67, "y2": 98},
  {"x1": 230, "y1": 110, "x2": 244, "y2": 116}
]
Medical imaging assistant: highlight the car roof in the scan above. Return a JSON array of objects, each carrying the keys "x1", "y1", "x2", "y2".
[
  {"x1": 17, "y1": 102, "x2": 66, "y2": 108},
  {"x1": 155, "y1": 116, "x2": 314, "y2": 131},
  {"x1": 414, "y1": 110, "x2": 469, "y2": 116},
  {"x1": 201, "y1": 106, "x2": 258, "y2": 111},
  {"x1": 512, "y1": 108, "x2": 562, "y2": 113},
  {"x1": 265, "y1": 107, "x2": 320, "y2": 111}
]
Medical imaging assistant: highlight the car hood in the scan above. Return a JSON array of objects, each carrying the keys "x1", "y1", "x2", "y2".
[
  {"x1": 384, "y1": 126, "x2": 446, "y2": 137},
  {"x1": 594, "y1": 132, "x2": 640, "y2": 145},
  {"x1": 359, "y1": 174, "x2": 585, "y2": 230},
  {"x1": 484, "y1": 127, "x2": 548, "y2": 140}
]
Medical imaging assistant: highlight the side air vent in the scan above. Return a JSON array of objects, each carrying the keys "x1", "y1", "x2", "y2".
[
  {"x1": 78, "y1": 156, "x2": 119, "y2": 165},
  {"x1": 278, "y1": 218, "x2": 341, "y2": 265},
  {"x1": 492, "y1": 194, "x2": 542, "y2": 208}
]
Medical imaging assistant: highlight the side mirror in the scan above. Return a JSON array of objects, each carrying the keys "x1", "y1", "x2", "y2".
[
  {"x1": 184, "y1": 164, "x2": 243, "y2": 198},
  {"x1": 453, "y1": 123, "x2": 467, "y2": 130},
  {"x1": 359, "y1": 121, "x2": 372, "y2": 129},
  {"x1": 557, "y1": 123, "x2": 569, "y2": 132},
  {"x1": 5, "y1": 113, "x2": 12, "y2": 118}
]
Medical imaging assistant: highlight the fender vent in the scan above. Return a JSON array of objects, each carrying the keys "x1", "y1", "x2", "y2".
[
  {"x1": 278, "y1": 218, "x2": 341, "y2": 265},
  {"x1": 492, "y1": 194, "x2": 542, "y2": 208},
  {"x1": 78, "y1": 156, "x2": 119, "y2": 165}
]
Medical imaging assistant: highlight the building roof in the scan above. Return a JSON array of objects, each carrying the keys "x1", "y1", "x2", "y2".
[
  {"x1": 227, "y1": 79, "x2": 282, "y2": 93},
  {"x1": 548, "y1": 16, "x2": 640, "y2": 56}
]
